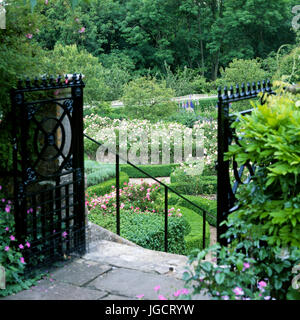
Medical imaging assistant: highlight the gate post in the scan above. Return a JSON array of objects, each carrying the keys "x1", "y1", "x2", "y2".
[{"x1": 217, "y1": 87, "x2": 231, "y2": 246}]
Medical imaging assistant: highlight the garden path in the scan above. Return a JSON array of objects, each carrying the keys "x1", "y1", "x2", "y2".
[{"x1": 1, "y1": 239, "x2": 210, "y2": 300}]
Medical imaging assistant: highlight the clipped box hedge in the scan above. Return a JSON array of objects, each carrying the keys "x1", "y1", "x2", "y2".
[
  {"x1": 86, "y1": 172, "x2": 129, "y2": 196},
  {"x1": 168, "y1": 193, "x2": 217, "y2": 227},
  {"x1": 120, "y1": 163, "x2": 179, "y2": 178},
  {"x1": 169, "y1": 175, "x2": 217, "y2": 195}
]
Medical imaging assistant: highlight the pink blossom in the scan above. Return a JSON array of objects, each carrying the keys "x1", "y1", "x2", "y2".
[
  {"x1": 20, "y1": 257, "x2": 25, "y2": 264},
  {"x1": 243, "y1": 262, "x2": 250, "y2": 271},
  {"x1": 101, "y1": 204, "x2": 107, "y2": 210},
  {"x1": 25, "y1": 241, "x2": 31, "y2": 248},
  {"x1": 154, "y1": 285, "x2": 161, "y2": 291},
  {"x1": 233, "y1": 287, "x2": 244, "y2": 296},
  {"x1": 19, "y1": 244, "x2": 24, "y2": 249},
  {"x1": 136, "y1": 294, "x2": 144, "y2": 299},
  {"x1": 62, "y1": 231, "x2": 68, "y2": 238},
  {"x1": 258, "y1": 281, "x2": 267, "y2": 290},
  {"x1": 5, "y1": 227, "x2": 9, "y2": 231},
  {"x1": 4, "y1": 246, "x2": 9, "y2": 251},
  {"x1": 10, "y1": 235, "x2": 15, "y2": 241},
  {"x1": 158, "y1": 295, "x2": 167, "y2": 300},
  {"x1": 0, "y1": 185, "x2": 2, "y2": 190},
  {"x1": 45, "y1": 0, "x2": 48, "y2": 4},
  {"x1": 25, "y1": 34, "x2": 33, "y2": 39},
  {"x1": 222, "y1": 295, "x2": 230, "y2": 300}
]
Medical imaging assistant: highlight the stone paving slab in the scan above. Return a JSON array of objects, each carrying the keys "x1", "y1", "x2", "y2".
[
  {"x1": 50, "y1": 258, "x2": 112, "y2": 286},
  {"x1": 3, "y1": 280, "x2": 107, "y2": 300},
  {"x1": 0, "y1": 240, "x2": 210, "y2": 300},
  {"x1": 85, "y1": 240, "x2": 189, "y2": 280},
  {"x1": 87, "y1": 268, "x2": 187, "y2": 300}
]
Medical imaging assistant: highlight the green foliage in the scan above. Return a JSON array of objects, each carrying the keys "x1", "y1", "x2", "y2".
[
  {"x1": 85, "y1": 160, "x2": 116, "y2": 187},
  {"x1": 183, "y1": 210, "x2": 300, "y2": 300},
  {"x1": 273, "y1": 46, "x2": 300, "y2": 83},
  {"x1": 122, "y1": 77, "x2": 177, "y2": 120},
  {"x1": 170, "y1": 173, "x2": 217, "y2": 195},
  {"x1": 169, "y1": 193, "x2": 217, "y2": 227},
  {"x1": 120, "y1": 163, "x2": 178, "y2": 178},
  {"x1": 177, "y1": 206, "x2": 210, "y2": 254},
  {"x1": 88, "y1": 209, "x2": 188, "y2": 255},
  {"x1": 86, "y1": 172, "x2": 129, "y2": 196},
  {"x1": 161, "y1": 64, "x2": 211, "y2": 96},
  {"x1": 45, "y1": 43, "x2": 109, "y2": 104},
  {"x1": 226, "y1": 90, "x2": 300, "y2": 248}
]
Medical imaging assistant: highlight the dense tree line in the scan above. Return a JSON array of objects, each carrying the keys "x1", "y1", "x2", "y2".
[{"x1": 34, "y1": 0, "x2": 298, "y2": 80}]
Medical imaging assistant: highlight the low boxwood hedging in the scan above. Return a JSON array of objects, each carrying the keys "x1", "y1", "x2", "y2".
[
  {"x1": 168, "y1": 193, "x2": 217, "y2": 227},
  {"x1": 169, "y1": 175, "x2": 217, "y2": 195},
  {"x1": 86, "y1": 172, "x2": 129, "y2": 196},
  {"x1": 85, "y1": 160, "x2": 116, "y2": 187},
  {"x1": 88, "y1": 210, "x2": 189, "y2": 255},
  {"x1": 120, "y1": 163, "x2": 179, "y2": 178}
]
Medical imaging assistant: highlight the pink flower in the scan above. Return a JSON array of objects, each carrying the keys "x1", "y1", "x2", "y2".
[
  {"x1": 19, "y1": 244, "x2": 24, "y2": 249},
  {"x1": 101, "y1": 204, "x2": 107, "y2": 210},
  {"x1": 258, "y1": 281, "x2": 267, "y2": 290},
  {"x1": 243, "y1": 262, "x2": 250, "y2": 271},
  {"x1": 233, "y1": 287, "x2": 244, "y2": 296},
  {"x1": 0, "y1": 185, "x2": 2, "y2": 190},
  {"x1": 4, "y1": 246, "x2": 9, "y2": 251},
  {"x1": 10, "y1": 235, "x2": 15, "y2": 241},
  {"x1": 62, "y1": 231, "x2": 68, "y2": 238},
  {"x1": 25, "y1": 241, "x2": 30, "y2": 248},
  {"x1": 222, "y1": 295, "x2": 230, "y2": 300},
  {"x1": 20, "y1": 257, "x2": 25, "y2": 264},
  {"x1": 78, "y1": 27, "x2": 85, "y2": 33},
  {"x1": 45, "y1": 0, "x2": 48, "y2": 4},
  {"x1": 158, "y1": 295, "x2": 167, "y2": 300},
  {"x1": 5, "y1": 227, "x2": 9, "y2": 231},
  {"x1": 154, "y1": 285, "x2": 161, "y2": 291},
  {"x1": 25, "y1": 34, "x2": 33, "y2": 39},
  {"x1": 136, "y1": 294, "x2": 144, "y2": 299}
]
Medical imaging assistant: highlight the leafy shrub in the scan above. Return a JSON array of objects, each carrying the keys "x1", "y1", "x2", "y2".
[
  {"x1": 85, "y1": 160, "x2": 115, "y2": 187},
  {"x1": 88, "y1": 209, "x2": 188, "y2": 255},
  {"x1": 170, "y1": 175, "x2": 217, "y2": 195},
  {"x1": 120, "y1": 163, "x2": 178, "y2": 178},
  {"x1": 167, "y1": 112, "x2": 200, "y2": 128},
  {"x1": 86, "y1": 172, "x2": 129, "y2": 197},
  {"x1": 183, "y1": 213, "x2": 300, "y2": 300},
  {"x1": 122, "y1": 76, "x2": 177, "y2": 120},
  {"x1": 225, "y1": 90, "x2": 300, "y2": 248},
  {"x1": 274, "y1": 46, "x2": 300, "y2": 83},
  {"x1": 0, "y1": 187, "x2": 41, "y2": 297},
  {"x1": 195, "y1": 98, "x2": 218, "y2": 113},
  {"x1": 216, "y1": 58, "x2": 269, "y2": 112},
  {"x1": 86, "y1": 181, "x2": 164, "y2": 214},
  {"x1": 168, "y1": 193, "x2": 217, "y2": 227},
  {"x1": 161, "y1": 64, "x2": 212, "y2": 96}
]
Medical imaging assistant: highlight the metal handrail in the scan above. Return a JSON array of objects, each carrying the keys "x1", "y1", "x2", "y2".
[{"x1": 84, "y1": 133, "x2": 213, "y2": 252}]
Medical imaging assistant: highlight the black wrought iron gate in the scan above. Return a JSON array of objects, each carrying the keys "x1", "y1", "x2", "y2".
[
  {"x1": 10, "y1": 74, "x2": 86, "y2": 271},
  {"x1": 216, "y1": 80, "x2": 274, "y2": 246}
]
